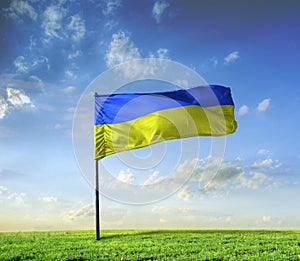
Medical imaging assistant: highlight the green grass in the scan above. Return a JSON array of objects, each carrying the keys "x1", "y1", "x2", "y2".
[{"x1": 0, "y1": 230, "x2": 299, "y2": 260}]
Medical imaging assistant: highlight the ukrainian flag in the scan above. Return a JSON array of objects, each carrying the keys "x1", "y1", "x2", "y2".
[{"x1": 94, "y1": 85, "x2": 237, "y2": 160}]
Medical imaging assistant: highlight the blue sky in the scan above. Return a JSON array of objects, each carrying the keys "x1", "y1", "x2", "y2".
[{"x1": 0, "y1": 0, "x2": 300, "y2": 231}]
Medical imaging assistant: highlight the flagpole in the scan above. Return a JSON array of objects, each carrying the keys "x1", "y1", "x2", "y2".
[{"x1": 95, "y1": 158, "x2": 100, "y2": 240}]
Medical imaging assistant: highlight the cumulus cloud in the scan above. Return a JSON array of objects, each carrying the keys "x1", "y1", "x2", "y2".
[
  {"x1": 42, "y1": 5, "x2": 66, "y2": 39},
  {"x1": 257, "y1": 98, "x2": 270, "y2": 112},
  {"x1": 105, "y1": 32, "x2": 141, "y2": 68},
  {"x1": 236, "y1": 172, "x2": 268, "y2": 189},
  {"x1": 178, "y1": 157, "x2": 275, "y2": 194},
  {"x1": 178, "y1": 185, "x2": 194, "y2": 201},
  {"x1": 64, "y1": 204, "x2": 94, "y2": 221},
  {"x1": 105, "y1": 32, "x2": 173, "y2": 79},
  {"x1": 224, "y1": 51, "x2": 240, "y2": 65},
  {"x1": 251, "y1": 158, "x2": 281, "y2": 169},
  {"x1": 117, "y1": 169, "x2": 135, "y2": 184},
  {"x1": 6, "y1": 88, "x2": 34, "y2": 108},
  {"x1": 252, "y1": 149, "x2": 281, "y2": 169},
  {"x1": 251, "y1": 158, "x2": 274, "y2": 169},
  {"x1": 237, "y1": 105, "x2": 249, "y2": 116},
  {"x1": 102, "y1": 0, "x2": 122, "y2": 15},
  {"x1": 5, "y1": 0, "x2": 37, "y2": 21},
  {"x1": 67, "y1": 15, "x2": 85, "y2": 42},
  {"x1": 0, "y1": 95, "x2": 8, "y2": 119},
  {"x1": 152, "y1": 0, "x2": 170, "y2": 23},
  {"x1": 143, "y1": 171, "x2": 164, "y2": 186},
  {"x1": 198, "y1": 159, "x2": 244, "y2": 193}
]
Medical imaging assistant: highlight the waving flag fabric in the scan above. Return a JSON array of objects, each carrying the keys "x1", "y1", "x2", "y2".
[{"x1": 94, "y1": 85, "x2": 237, "y2": 159}]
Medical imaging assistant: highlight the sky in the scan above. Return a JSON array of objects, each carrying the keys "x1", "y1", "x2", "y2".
[{"x1": 0, "y1": 0, "x2": 300, "y2": 231}]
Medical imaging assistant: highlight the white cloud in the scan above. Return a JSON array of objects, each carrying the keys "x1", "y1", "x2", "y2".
[
  {"x1": 105, "y1": 32, "x2": 142, "y2": 68},
  {"x1": 68, "y1": 50, "x2": 82, "y2": 59},
  {"x1": 14, "y1": 56, "x2": 50, "y2": 74},
  {"x1": 5, "y1": 0, "x2": 37, "y2": 21},
  {"x1": 251, "y1": 158, "x2": 276, "y2": 169},
  {"x1": 156, "y1": 48, "x2": 169, "y2": 59},
  {"x1": 29, "y1": 36, "x2": 37, "y2": 51},
  {"x1": 266, "y1": 182, "x2": 281, "y2": 189},
  {"x1": 14, "y1": 56, "x2": 29, "y2": 73},
  {"x1": 0, "y1": 186, "x2": 26, "y2": 206},
  {"x1": 236, "y1": 172, "x2": 267, "y2": 189},
  {"x1": 178, "y1": 185, "x2": 194, "y2": 201},
  {"x1": 184, "y1": 157, "x2": 274, "y2": 193},
  {"x1": 67, "y1": 15, "x2": 85, "y2": 42},
  {"x1": 174, "y1": 79, "x2": 189, "y2": 87},
  {"x1": 42, "y1": 5, "x2": 66, "y2": 39},
  {"x1": 6, "y1": 88, "x2": 34, "y2": 108},
  {"x1": 262, "y1": 215, "x2": 272, "y2": 222},
  {"x1": 102, "y1": 0, "x2": 122, "y2": 15},
  {"x1": 143, "y1": 171, "x2": 164, "y2": 186},
  {"x1": 104, "y1": 20, "x2": 118, "y2": 31},
  {"x1": 105, "y1": 33, "x2": 173, "y2": 79},
  {"x1": 152, "y1": 0, "x2": 170, "y2": 23},
  {"x1": 62, "y1": 86, "x2": 75, "y2": 93},
  {"x1": 186, "y1": 157, "x2": 242, "y2": 191},
  {"x1": 117, "y1": 169, "x2": 135, "y2": 184},
  {"x1": 32, "y1": 56, "x2": 50, "y2": 71},
  {"x1": 64, "y1": 204, "x2": 94, "y2": 221},
  {"x1": 257, "y1": 98, "x2": 270, "y2": 112},
  {"x1": 65, "y1": 69, "x2": 75, "y2": 78},
  {"x1": 151, "y1": 206, "x2": 169, "y2": 213},
  {"x1": 40, "y1": 197, "x2": 58, "y2": 203},
  {"x1": 258, "y1": 149, "x2": 271, "y2": 156},
  {"x1": 237, "y1": 105, "x2": 249, "y2": 116},
  {"x1": 224, "y1": 51, "x2": 240, "y2": 65},
  {"x1": 0, "y1": 95, "x2": 9, "y2": 119}
]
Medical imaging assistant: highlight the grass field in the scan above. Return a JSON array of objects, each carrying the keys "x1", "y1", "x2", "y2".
[{"x1": 0, "y1": 230, "x2": 299, "y2": 260}]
